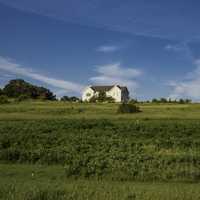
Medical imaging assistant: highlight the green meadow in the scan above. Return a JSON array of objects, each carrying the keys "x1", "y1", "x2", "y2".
[
  {"x1": 0, "y1": 101, "x2": 200, "y2": 199},
  {"x1": 1, "y1": 101, "x2": 200, "y2": 120}
]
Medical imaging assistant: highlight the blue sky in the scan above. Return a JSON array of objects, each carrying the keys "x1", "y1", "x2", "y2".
[{"x1": 0, "y1": 0, "x2": 200, "y2": 100}]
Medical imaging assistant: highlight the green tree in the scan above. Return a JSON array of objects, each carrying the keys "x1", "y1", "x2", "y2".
[
  {"x1": 0, "y1": 88, "x2": 3, "y2": 96},
  {"x1": 129, "y1": 98, "x2": 138, "y2": 104},
  {"x1": 69, "y1": 96, "x2": 80, "y2": 102},
  {"x1": 0, "y1": 95, "x2": 9, "y2": 104},
  {"x1": 185, "y1": 99, "x2": 192, "y2": 103},
  {"x1": 89, "y1": 91, "x2": 115, "y2": 103},
  {"x1": 61, "y1": 96, "x2": 79, "y2": 102},
  {"x1": 160, "y1": 98, "x2": 167, "y2": 103},
  {"x1": 61, "y1": 96, "x2": 70, "y2": 101},
  {"x1": 152, "y1": 98, "x2": 159, "y2": 103},
  {"x1": 3, "y1": 79, "x2": 56, "y2": 100},
  {"x1": 98, "y1": 91, "x2": 107, "y2": 102}
]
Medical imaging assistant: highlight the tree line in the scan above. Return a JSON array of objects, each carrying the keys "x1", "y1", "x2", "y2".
[
  {"x1": 0, "y1": 79, "x2": 56, "y2": 101},
  {"x1": 0, "y1": 79, "x2": 81, "y2": 103},
  {"x1": 0, "y1": 79, "x2": 192, "y2": 104},
  {"x1": 129, "y1": 98, "x2": 192, "y2": 104}
]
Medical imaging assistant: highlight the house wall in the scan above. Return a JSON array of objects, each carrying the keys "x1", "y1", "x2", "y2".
[
  {"x1": 82, "y1": 87, "x2": 95, "y2": 101},
  {"x1": 106, "y1": 86, "x2": 122, "y2": 102},
  {"x1": 82, "y1": 85, "x2": 129, "y2": 102}
]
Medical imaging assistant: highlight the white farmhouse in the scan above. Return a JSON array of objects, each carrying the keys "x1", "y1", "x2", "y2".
[{"x1": 82, "y1": 85, "x2": 129, "y2": 102}]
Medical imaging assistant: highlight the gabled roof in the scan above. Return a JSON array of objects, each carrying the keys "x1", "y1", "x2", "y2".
[
  {"x1": 90, "y1": 85, "x2": 129, "y2": 93},
  {"x1": 91, "y1": 85, "x2": 114, "y2": 92}
]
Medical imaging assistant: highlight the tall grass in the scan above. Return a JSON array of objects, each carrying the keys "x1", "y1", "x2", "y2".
[
  {"x1": 1, "y1": 119, "x2": 200, "y2": 181},
  {"x1": 1, "y1": 102, "x2": 200, "y2": 199},
  {"x1": 0, "y1": 181, "x2": 200, "y2": 200}
]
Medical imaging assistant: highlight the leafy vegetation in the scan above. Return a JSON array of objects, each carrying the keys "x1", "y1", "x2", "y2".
[
  {"x1": 3, "y1": 79, "x2": 56, "y2": 100},
  {"x1": 89, "y1": 91, "x2": 115, "y2": 103},
  {"x1": 117, "y1": 103, "x2": 141, "y2": 113},
  {"x1": 61, "y1": 96, "x2": 80, "y2": 102},
  {"x1": 0, "y1": 164, "x2": 200, "y2": 200},
  {"x1": 16, "y1": 94, "x2": 31, "y2": 102},
  {"x1": 0, "y1": 88, "x2": 3, "y2": 96},
  {"x1": 152, "y1": 98, "x2": 192, "y2": 104},
  {"x1": 0, "y1": 117, "x2": 200, "y2": 181},
  {"x1": 0, "y1": 101, "x2": 200, "y2": 199},
  {"x1": 129, "y1": 99, "x2": 138, "y2": 104},
  {"x1": 0, "y1": 95, "x2": 9, "y2": 104}
]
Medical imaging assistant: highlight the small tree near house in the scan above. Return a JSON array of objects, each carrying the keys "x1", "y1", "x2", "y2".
[{"x1": 89, "y1": 91, "x2": 115, "y2": 103}]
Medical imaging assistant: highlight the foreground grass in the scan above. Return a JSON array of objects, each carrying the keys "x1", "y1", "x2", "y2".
[
  {"x1": 0, "y1": 163, "x2": 200, "y2": 200},
  {"x1": 1, "y1": 118, "x2": 200, "y2": 181},
  {"x1": 1, "y1": 101, "x2": 200, "y2": 199}
]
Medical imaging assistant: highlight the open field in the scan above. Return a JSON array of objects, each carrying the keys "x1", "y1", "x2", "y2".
[
  {"x1": 1, "y1": 101, "x2": 200, "y2": 120},
  {"x1": 0, "y1": 101, "x2": 200, "y2": 199}
]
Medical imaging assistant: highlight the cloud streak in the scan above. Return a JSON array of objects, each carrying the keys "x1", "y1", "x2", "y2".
[
  {"x1": 96, "y1": 45, "x2": 120, "y2": 53},
  {"x1": 164, "y1": 42, "x2": 193, "y2": 60},
  {"x1": 90, "y1": 63, "x2": 142, "y2": 94},
  {"x1": 0, "y1": 57, "x2": 84, "y2": 94},
  {"x1": 1, "y1": 0, "x2": 200, "y2": 40}
]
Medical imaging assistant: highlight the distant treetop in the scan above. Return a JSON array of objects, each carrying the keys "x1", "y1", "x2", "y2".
[{"x1": 3, "y1": 79, "x2": 56, "y2": 100}]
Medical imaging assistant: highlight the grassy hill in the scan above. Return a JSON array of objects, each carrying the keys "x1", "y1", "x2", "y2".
[
  {"x1": 0, "y1": 101, "x2": 200, "y2": 199},
  {"x1": 1, "y1": 101, "x2": 200, "y2": 120}
]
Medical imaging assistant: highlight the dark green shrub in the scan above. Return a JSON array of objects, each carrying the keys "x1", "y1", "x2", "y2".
[
  {"x1": 0, "y1": 88, "x2": 3, "y2": 95},
  {"x1": 89, "y1": 91, "x2": 115, "y2": 103},
  {"x1": 117, "y1": 103, "x2": 141, "y2": 114},
  {"x1": 60, "y1": 96, "x2": 70, "y2": 101},
  {"x1": 129, "y1": 99, "x2": 138, "y2": 104},
  {"x1": 0, "y1": 95, "x2": 9, "y2": 104},
  {"x1": 61, "y1": 96, "x2": 80, "y2": 102},
  {"x1": 3, "y1": 79, "x2": 56, "y2": 100}
]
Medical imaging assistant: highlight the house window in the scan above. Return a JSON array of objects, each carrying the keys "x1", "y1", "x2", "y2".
[{"x1": 86, "y1": 93, "x2": 91, "y2": 97}]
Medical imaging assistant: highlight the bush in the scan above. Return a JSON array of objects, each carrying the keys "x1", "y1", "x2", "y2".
[
  {"x1": 16, "y1": 94, "x2": 30, "y2": 102},
  {"x1": 117, "y1": 103, "x2": 141, "y2": 114},
  {"x1": 129, "y1": 99, "x2": 138, "y2": 104},
  {"x1": 0, "y1": 95, "x2": 9, "y2": 104},
  {"x1": 89, "y1": 91, "x2": 115, "y2": 103},
  {"x1": 61, "y1": 96, "x2": 80, "y2": 102}
]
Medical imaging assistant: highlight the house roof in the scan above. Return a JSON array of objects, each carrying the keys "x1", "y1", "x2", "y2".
[
  {"x1": 90, "y1": 85, "x2": 129, "y2": 93},
  {"x1": 91, "y1": 85, "x2": 114, "y2": 92},
  {"x1": 120, "y1": 86, "x2": 129, "y2": 93}
]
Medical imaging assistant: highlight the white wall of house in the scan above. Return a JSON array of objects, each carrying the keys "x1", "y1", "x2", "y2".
[
  {"x1": 82, "y1": 87, "x2": 95, "y2": 101},
  {"x1": 82, "y1": 85, "x2": 129, "y2": 102},
  {"x1": 106, "y1": 85, "x2": 122, "y2": 102}
]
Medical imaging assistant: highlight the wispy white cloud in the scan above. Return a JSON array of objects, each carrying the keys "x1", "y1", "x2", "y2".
[
  {"x1": 96, "y1": 45, "x2": 120, "y2": 53},
  {"x1": 169, "y1": 59, "x2": 200, "y2": 100},
  {"x1": 95, "y1": 63, "x2": 141, "y2": 78},
  {"x1": 165, "y1": 44, "x2": 186, "y2": 52},
  {"x1": 90, "y1": 63, "x2": 142, "y2": 94},
  {"x1": 0, "y1": 56, "x2": 84, "y2": 94},
  {"x1": 164, "y1": 42, "x2": 193, "y2": 60}
]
